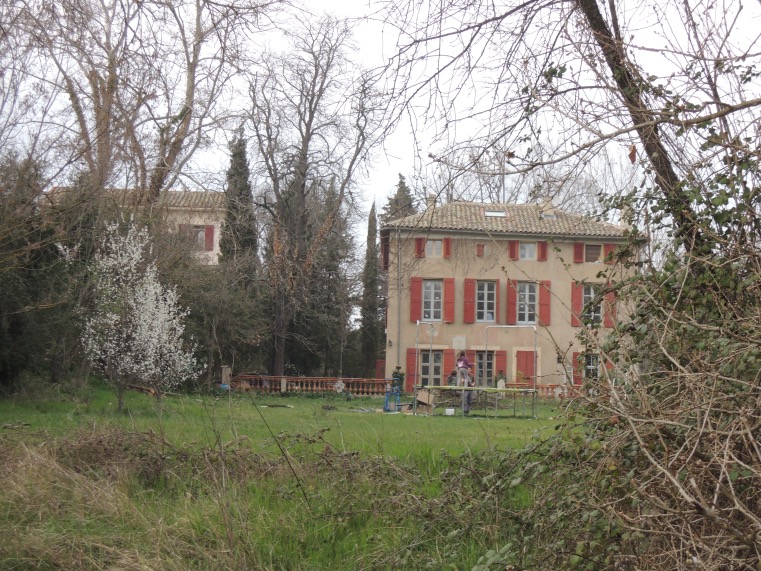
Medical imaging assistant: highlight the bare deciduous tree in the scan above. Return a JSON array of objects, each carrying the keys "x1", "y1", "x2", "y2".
[
  {"x1": 384, "y1": 0, "x2": 760, "y2": 248},
  {"x1": 248, "y1": 16, "x2": 383, "y2": 375},
  {"x1": 420, "y1": 142, "x2": 636, "y2": 218},
  {"x1": 11, "y1": 0, "x2": 282, "y2": 200}
]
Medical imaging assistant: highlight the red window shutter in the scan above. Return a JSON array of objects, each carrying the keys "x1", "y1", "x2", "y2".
[
  {"x1": 538, "y1": 241, "x2": 548, "y2": 261},
  {"x1": 516, "y1": 350, "x2": 535, "y2": 386},
  {"x1": 410, "y1": 277, "x2": 423, "y2": 322},
  {"x1": 415, "y1": 237, "x2": 426, "y2": 258},
  {"x1": 572, "y1": 352, "x2": 582, "y2": 385},
  {"x1": 604, "y1": 243, "x2": 616, "y2": 265},
  {"x1": 495, "y1": 278, "x2": 501, "y2": 324},
  {"x1": 538, "y1": 280, "x2": 551, "y2": 326},
  {"x1": 380, "y1": 233, "x2": 389, "y2": 270},
  {"x1": 443, "y1": 278, "x2": 455, "y2": 323},
  {"x1": 506, "y1": 279, "x2": 517, "y2": 325},
  {"x1": 443, "y1": 237, "x2": 452, "y2": 259},
  {"x1": 204, "y1": 225, "x2": 215, "y2": 251},
  {"x1": 406, "y1": 348, "x2": 418, "y2": 391},
  {"x1": 463, "y1": 279, "x2": 476, "y2": 324},
  {"x1": 571, "y1": 281, "x2": 583, "y2": 327},
  {"x1": 495, "y1": 351, "x2": 507, "y2": 380},
  {"x1": 508, "y1": 240, "x2": 519, "y2": 261},
  {"x1": 573, "y1": 242, "x2": 584, "y2": 263},
  {"x1": 443, "y1": 349, "x2": 456, "y2": 379},
  {"x1": 603, "y1": 289, "x2": 617, "y2": 328},
  {"x1": 476, "y1": 244, "x2": 485, "y2": 257}
]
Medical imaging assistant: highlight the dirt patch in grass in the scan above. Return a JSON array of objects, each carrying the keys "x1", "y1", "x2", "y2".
[{"x1": 52, "y1": 426, "x2": 282, "y2": 492}]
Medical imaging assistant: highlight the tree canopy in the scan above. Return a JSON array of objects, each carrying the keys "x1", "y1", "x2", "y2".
[{"x1": 380, "y1": 174, "x2": 417, "y2": 225}]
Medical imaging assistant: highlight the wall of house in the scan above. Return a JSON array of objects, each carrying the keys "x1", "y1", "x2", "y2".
[
  {"x1": 168, "y1": 208, "x2": 225, "y2": 265},
  {"x1": 383, "y1": 231, "x2": 629, "y2": 391}
]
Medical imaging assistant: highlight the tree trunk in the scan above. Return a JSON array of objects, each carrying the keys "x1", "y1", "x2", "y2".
[
  {"x1": 116, "y1": 383, "x2": 125, "y2": 413},
  {"x1": 575, "y1": 0, "x2": 706, "y2": 254},
  {"x1": 272, "y1": 328, "x2": 286, "y2": 377}
]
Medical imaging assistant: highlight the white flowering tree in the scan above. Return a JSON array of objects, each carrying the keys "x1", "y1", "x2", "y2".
[{"x1": 83, "y1": 221, "x2": 201, "y2": 411}]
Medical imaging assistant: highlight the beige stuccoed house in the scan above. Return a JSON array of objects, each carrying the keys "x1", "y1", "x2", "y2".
[
  {"x1": 45, "y1": 188, "x2": 225, "y2": 265},
  {"x1": 380, "y1": 197, "x2": 630, "y2": 393},
  {"x1": 163, "y1": 190, "x2": 226, "y2": 265}
]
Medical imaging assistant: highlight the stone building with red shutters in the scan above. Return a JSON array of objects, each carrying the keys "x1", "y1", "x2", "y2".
[
  {"x1": 379, "y1": 197, "x2": 630, "y2": 393},
  {"x1": 46, "y1": 188, "x2": 225, "y2": 265},
  {"x1": 167, "y1": 190, "x2": 225, "y2": 265}
]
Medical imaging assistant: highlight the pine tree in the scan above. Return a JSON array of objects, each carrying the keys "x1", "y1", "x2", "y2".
[
  {"x1": 220, "y1": 130, "x2": 257, "y2": 261},
  {"x1": 360, "y1": 202, "x2": 380, "y2": 377},
  {"x1": 380, "y1": 174, "x2": 417, "y2": 225}
]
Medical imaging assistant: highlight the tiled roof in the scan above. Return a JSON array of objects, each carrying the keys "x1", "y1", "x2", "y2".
[
  {"x1": 45, "y1": 187, "x2": 225, "y2": 210},
  {"x1": 382, "y1": 201, "x2": 626, "y2": 239},
  {"x1": 160, "y1": 190, "x2": 225, "y2": 210}
]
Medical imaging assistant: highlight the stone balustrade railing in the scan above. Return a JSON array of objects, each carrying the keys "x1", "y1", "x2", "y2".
[
  {"x1": 230, "y1": 375, "x2": 389, "y2": 397},
  {"x1": 228, "y1": 375, "x2": 584, "y2": 399}
]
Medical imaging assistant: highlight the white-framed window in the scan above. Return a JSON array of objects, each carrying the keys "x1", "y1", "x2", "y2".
[
  {"x1": 420, "y1": 350, "x2": 443, "y2": 386},
  {"x1": 517, "y1": 281, "x2": 537, "y2": 324},
  {"x1": 485, "y1": 210, "x2": 506, "y2": 218},
  {"x1": 519, "y1": 241, "x2": 537, "y2": 260},
  {"x1": 425, "y1": 239, "x2": 443, "y2": 257},
  {"x1": 584, "y1": 353, "x2": 600, "y2": 380},
  {"x1": 423, "y1": 280, "x2": 443, "y2": 321},
  {"x1": 475, "y1": 351, "x2": 494, "y2": 386},
  {"x1": 476, "y1": 281, "x2": 496, "y2": 322},
  {"x1": 585, "y1": 244, "x2": 602, "y2": 263},
  {"x1": 583, "y1": 284, "x2": 602, "y2": 323}
]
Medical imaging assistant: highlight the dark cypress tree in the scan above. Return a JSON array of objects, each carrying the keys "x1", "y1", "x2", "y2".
[
  {"x1": 220, "y1": 130, "x2": 257, "y2": 261},
  {"x1": 380, "y1": 173, "x2": 417, "y2": 225},
  {"x1": 286, "y1": 180, "x2": 353, "y2": 376},
  {"x1": 376, "y1": 174, "x2": 418, "y2": 357},
  {"x1": 360, "y1": 202, "x2": 380, "y2": 377}
]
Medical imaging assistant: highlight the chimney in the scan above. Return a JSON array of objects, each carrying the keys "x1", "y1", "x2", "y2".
[
  {"x1": 426, "y1": 193, "x2": 437, "y2": 209},
  {"x1": 540, "y1": 196, "x2": 556, "y2": 219}
]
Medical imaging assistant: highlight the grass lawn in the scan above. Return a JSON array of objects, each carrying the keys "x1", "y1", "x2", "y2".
[
  {"x1": 1, "y1": 382, "x2": 561, "y2": 458},
  {"x1": 0, "y1": 381, "x2": 565, "y2": 570}
]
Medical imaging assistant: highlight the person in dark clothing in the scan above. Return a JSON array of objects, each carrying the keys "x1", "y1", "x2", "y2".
[{"x1": 392, "y1": 366, "x2": 405, "y2": 391}]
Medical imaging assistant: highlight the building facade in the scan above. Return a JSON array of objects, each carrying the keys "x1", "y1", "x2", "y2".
[
  {"x1": 46, "y1": 188, "x2": 226, "y2": 265},
  {"x1": 380, "y1": 198, "x2": 629, "y2": 393},
  {"x1": 166, "y1": 191, "x2": 225, "y2": 265}
]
